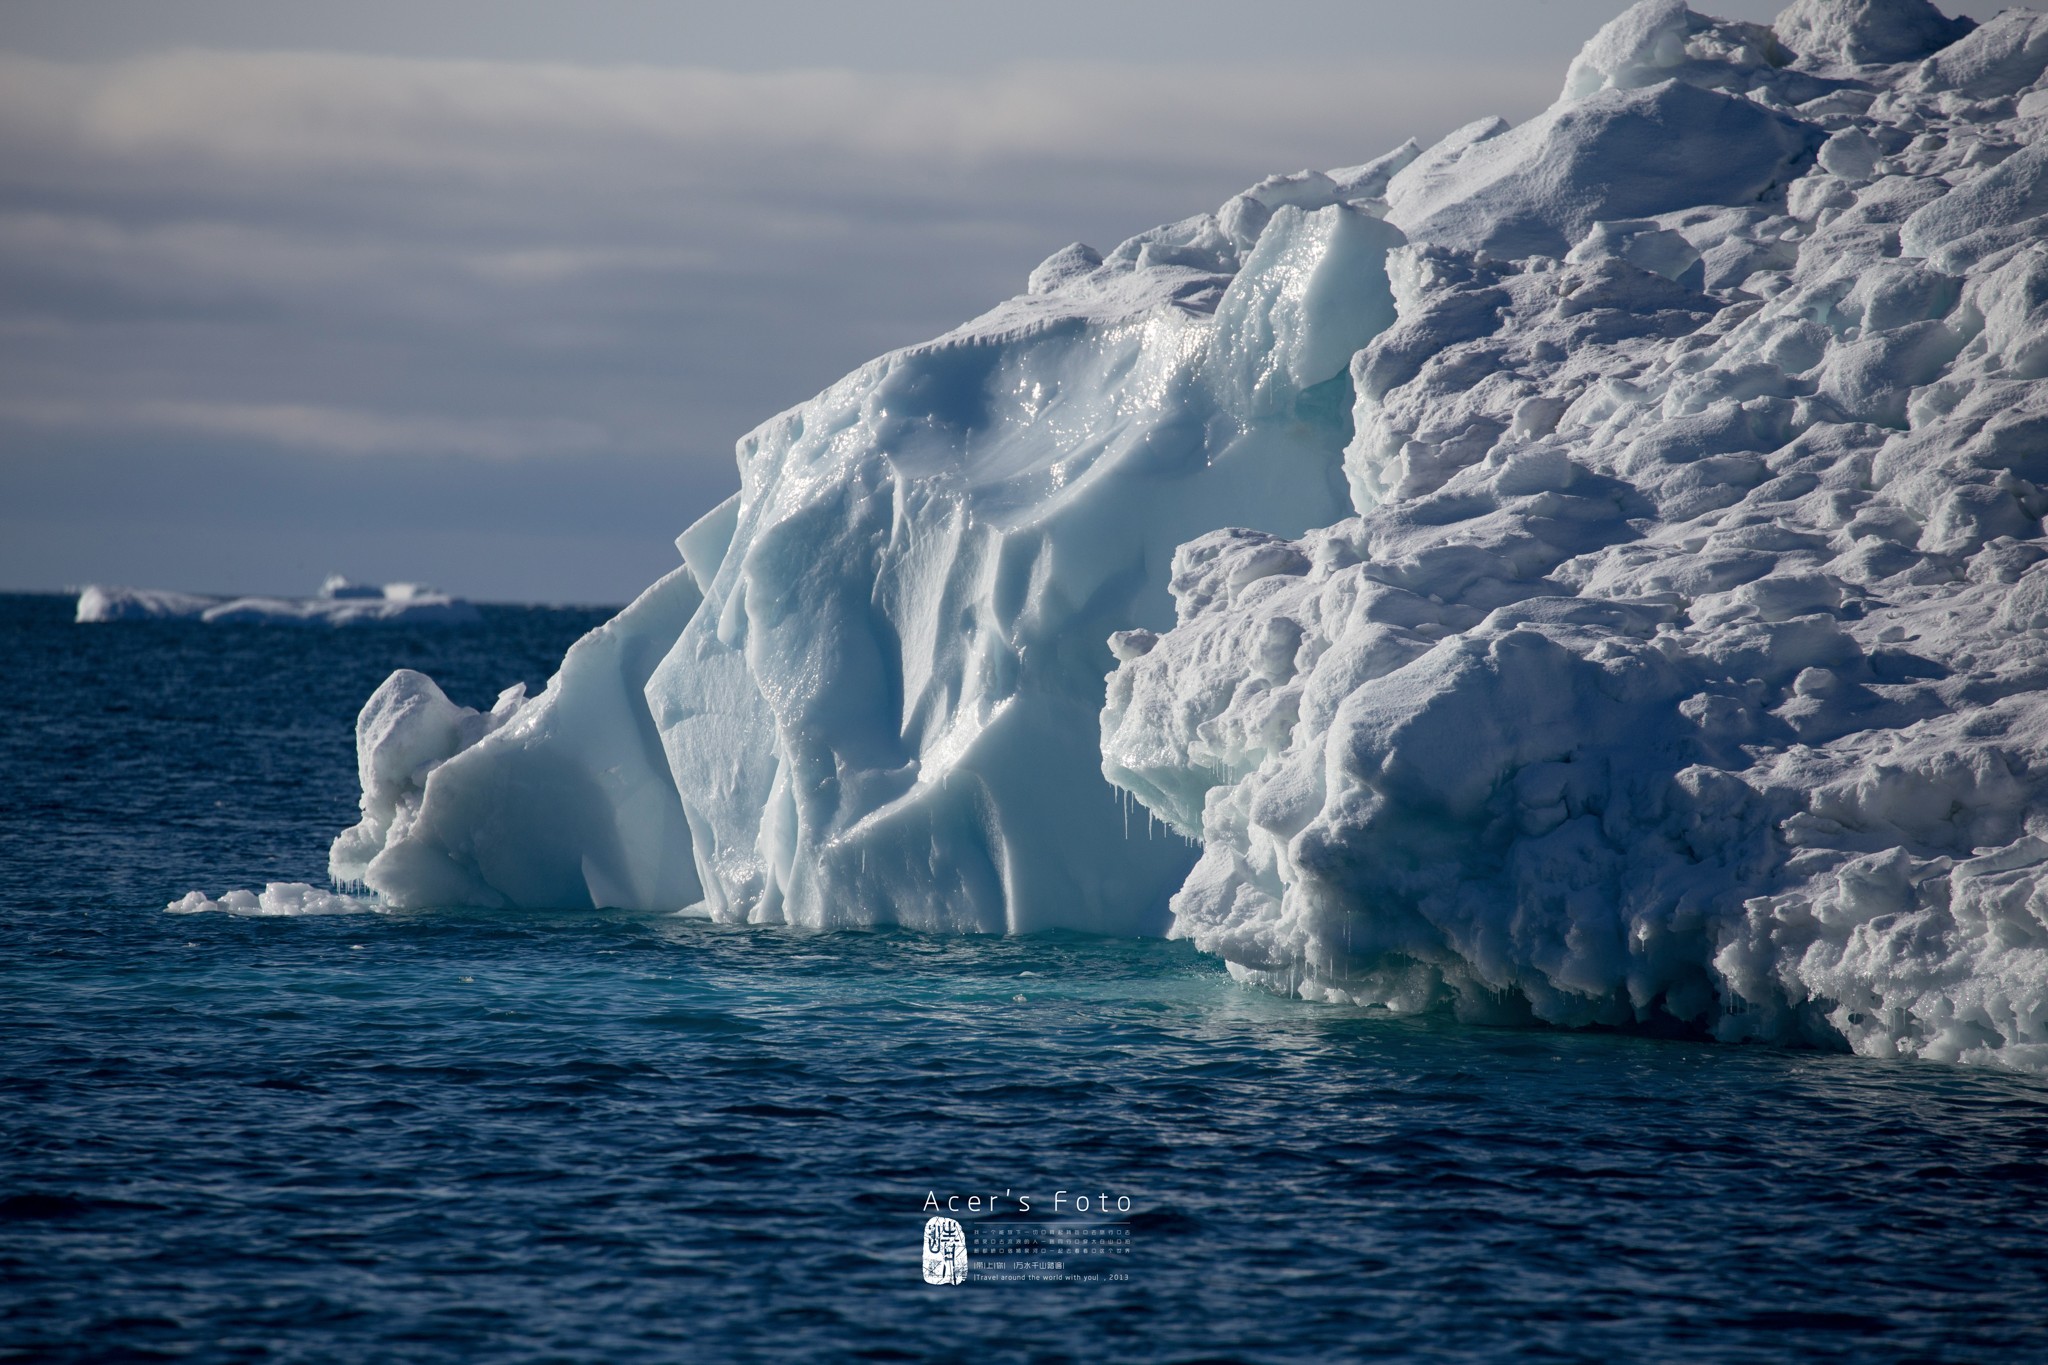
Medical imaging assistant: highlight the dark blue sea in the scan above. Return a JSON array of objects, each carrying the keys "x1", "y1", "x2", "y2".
[{"x1": 6, "y1": 589, "x2": 2048, "y2": 1362}]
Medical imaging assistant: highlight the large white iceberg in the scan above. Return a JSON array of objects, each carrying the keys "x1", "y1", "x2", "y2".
[{"x1": 331, "y1": 0, "x2": 2048, "y2": 1068}]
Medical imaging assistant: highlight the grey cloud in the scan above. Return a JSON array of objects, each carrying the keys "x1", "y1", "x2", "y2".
[
  {"x1": 0, "y1": 0, "x2": 2023, "y2": 71},
  {"x1": 1, "y1": 46, "x2": 1561, "y2": 599},
  {"x1": 0, "y1": 50, "x2": 1557, "y2": 181},
  {"x1": 0, "y1": 397, "x2": 617, "y2": 460}
]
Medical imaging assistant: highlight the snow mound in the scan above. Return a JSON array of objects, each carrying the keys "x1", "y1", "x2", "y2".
[
  {"x1": 1775, "y1": 0, "x2": 1973, "y2": 69},
  {"x1": 78, "y1": 580, "x2": 479, "y2": 626},
  {"x1": 330, "y1": 0, "x2": 2048, "y2": 1069},
  {"x1": 1911, "y1": 7, "x2": 2048, "y2": 97},
  {"x1": 1383, "y1": 79, "x2": 1823, "y2": 261}
]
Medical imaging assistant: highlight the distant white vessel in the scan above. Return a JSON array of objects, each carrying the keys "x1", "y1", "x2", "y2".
[{"x1": 76, "y1": 576, "x2": 481, "y2": 626}]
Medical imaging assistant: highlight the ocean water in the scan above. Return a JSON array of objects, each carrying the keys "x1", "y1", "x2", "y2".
[{"x1": 6, "y1": 589, "x2": 2048, "y2": 1363}]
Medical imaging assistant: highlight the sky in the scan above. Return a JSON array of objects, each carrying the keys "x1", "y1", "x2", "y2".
[{"x1": 0, "y1": 0, "x2": 2025, "y2": 603}]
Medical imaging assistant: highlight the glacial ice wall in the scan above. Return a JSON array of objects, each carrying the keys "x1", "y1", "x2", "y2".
[
  {"x1": 1103, "y1": 0, "x2": 2048, "y2": 1067},
  {"x1": 328, "y1": 0, "x2": 2048, "y2": 1068},
  {"x1": 334, "y1": 174, "x2": 1409, "y2": 930}
]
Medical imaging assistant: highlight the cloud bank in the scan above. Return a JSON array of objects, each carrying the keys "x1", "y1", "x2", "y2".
[{"x1": 0, "y1": 46, "x2": 1562, "y2": 599}]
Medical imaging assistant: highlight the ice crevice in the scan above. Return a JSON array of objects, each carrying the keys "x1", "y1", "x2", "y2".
[{"x1": 317, "y1": 0, "x2": 2048, "y2": 1070}]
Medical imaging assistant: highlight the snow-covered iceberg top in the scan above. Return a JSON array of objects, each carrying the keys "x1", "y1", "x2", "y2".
[
  {"x1": 78, "y1": 578, "x2": 480, "y2": 626},
  {"x1": 325, "y1": 0, "x2": 2048, "y2": 1070},
  {"x1": 1105, "y1": 0, "x2": 2048, "y2": 1067}
]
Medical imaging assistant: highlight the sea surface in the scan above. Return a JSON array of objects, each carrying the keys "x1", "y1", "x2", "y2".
[{"x1": 5, "y1": 589, "x2": 2048, "y2": 1363}]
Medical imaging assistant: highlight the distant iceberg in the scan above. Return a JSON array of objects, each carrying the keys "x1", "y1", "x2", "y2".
[
  {"x1": 322, "y1": 0, "x2": 2048, "y2": 1069},
  {"x1": 79, "y1": 575, "x2": 481, "y2": 626}
]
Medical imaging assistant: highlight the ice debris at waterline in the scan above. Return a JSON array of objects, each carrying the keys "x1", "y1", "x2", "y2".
[
  {"x1": 78, "y1": 575, "x2": 480, "y2": 626},
  {"x1": 168, "y1": 884, "x2": 377, "y2": 917},
  {"x1": 314, "y1": 0, "x2": 2048, "y2": 1069}
]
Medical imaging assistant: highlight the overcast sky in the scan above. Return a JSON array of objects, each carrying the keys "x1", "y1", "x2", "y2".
[{"x1": 0, "y1": 0, "x2": 2023, "y2": 603}]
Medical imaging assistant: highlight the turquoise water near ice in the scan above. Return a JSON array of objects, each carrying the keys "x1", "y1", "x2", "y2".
[{"x1": 6, "y1": 590, "x2": 2048, "y2": 1362}]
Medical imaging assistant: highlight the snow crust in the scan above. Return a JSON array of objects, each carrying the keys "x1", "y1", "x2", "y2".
[
  {"x1": 1104, "y1": 0, "x2": 2048, "y2": 1068},
  {"x1": 79, "y1": 579, "x2": 479, "y2": 626},
  {"x1": 329, "y1": 0, "x2": 2048, "y2": 1068}
]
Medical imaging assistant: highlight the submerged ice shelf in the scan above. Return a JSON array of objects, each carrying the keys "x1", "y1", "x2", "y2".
[{"x1": 302, "y1": 0, "x2": 2048, "y2": 1069}]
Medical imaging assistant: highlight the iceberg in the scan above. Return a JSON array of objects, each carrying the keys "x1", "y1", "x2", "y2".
[
  {"x1": 334, "y1": 190, "x2": 1398, "y2": 931},
  {"x1": 332, "y1": 0, "x2": 2048, "y2": 1068},
  {"x1": 79, "y1": 575, "x2": 481, "y2": 626}
]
